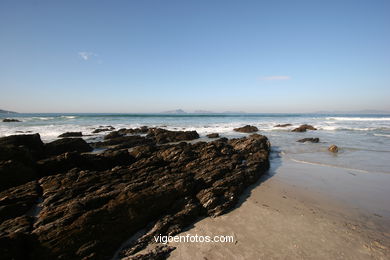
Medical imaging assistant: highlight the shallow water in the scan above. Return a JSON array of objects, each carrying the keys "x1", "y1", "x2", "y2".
[{"x1": 1, "y1": 113, "x2": 390, "y2": 174}]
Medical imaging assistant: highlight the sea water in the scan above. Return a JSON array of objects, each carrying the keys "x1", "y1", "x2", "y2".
[{"x1": 1, "y1": 113, "x2": 390, "y2": 174}]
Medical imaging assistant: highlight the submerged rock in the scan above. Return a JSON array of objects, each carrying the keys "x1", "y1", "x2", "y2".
[
  {"x1": 0, "y1": 132, "x2": 270, "y2": 259},
  {"x1": 274, "y1": 124, "x2": 292, "y2": 127},
  {"x1": 92, "y1": 128, "x2": 113, "y2": 133},
  {"x1": 292, "y1": 124, "x2": 317, "y2": 132},
  {"x1": 297, "y1": 138, "x2": 320, "y2": 143},
  {"x1": 206, "y1": 133, "x2": 219, "y2": 138},
  {"x1": 2, "y1": 118, "x2": 21, "y2": 122},
  {"x1": 233, "y1": 125, "x2": 259, "y2": 133},
  {"x1": 58, "y1": 132, "x2": 82, "y2": 138},
  {"x1": 328, "y1": 144, "x2": 339, "y2": 153}
]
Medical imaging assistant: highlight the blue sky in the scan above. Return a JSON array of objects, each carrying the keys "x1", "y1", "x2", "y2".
[{"x1": 0, "y1": 0, "x2": 389, "y2": 113}]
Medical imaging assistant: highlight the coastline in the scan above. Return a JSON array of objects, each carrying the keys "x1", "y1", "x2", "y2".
[
  {"x1": 169, "y1": 157, "x2": 390, "y2": 259},
  {"x1": 1, "y1": 117, "x2": 389, "y2": 259}
]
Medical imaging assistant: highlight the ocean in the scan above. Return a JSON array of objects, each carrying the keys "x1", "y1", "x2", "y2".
[{"x1": 1, "y1": 113, "x2": 390, "y2": 174}]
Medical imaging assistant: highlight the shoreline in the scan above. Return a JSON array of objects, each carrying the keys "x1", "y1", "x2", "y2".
[{"x1": 168, "y1": 157, "x2": 390, "y2": 259}]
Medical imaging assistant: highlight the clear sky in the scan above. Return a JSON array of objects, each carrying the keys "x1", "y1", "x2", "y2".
[{"x1": 0, "y1": 0, "x2": 389, "y2": 113}]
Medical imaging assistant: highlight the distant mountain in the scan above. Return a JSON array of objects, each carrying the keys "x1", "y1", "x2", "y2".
[
  {"x1": 161, "y1": 109, "x2": 187, "y2": 114},
  {"x1": 161, "y1": 109, "x2": 248, "y2": 114},
  {"x1": 0, "y1": 109, "x2": 17, "y2": 114},
  {"x1": 193, "y1": 110, "x2": 215, "y2": 114},
  {"x1": 314, "y1": 109, "x2": 390, "y2": 115}
]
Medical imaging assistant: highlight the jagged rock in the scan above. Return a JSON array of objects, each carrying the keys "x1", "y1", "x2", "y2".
[
  {"x1": 2, "y1": 118, "x2": 21, "y2": 122},
  {"x1": 0, "y1": 134, "x2": 270, "y2": 260},
  {"x1": 328, "y1": 145, "x2": 338, "y2": 153},
  {"x1": 45, "y1": 138, "x2": 92, "y2": 156},
  {"x1": 274, "y1": 124, "x2": 292, "y2": 127},
  {"x1": 93, "y1": 135, "x2": 154, "y2": 149},
  {"x1": 58, "y1": 132, "x2": 82, "y2": 138},
  {"x1": 92, "y1": 128, "x2": 113, "y2": 133},
  {"x1": 291, "y1": 124, "x2": 317, "y2": 132},
  {"x1": 125, "y1": 126, "x2": 149, "y2": 135},
  {"x1": 0, "y1": 160, "x2": 37, "y2": 192},
  {"x1": 206, "y1": 133, "x2": 219, "y2": 138},
  {"x1": 233, "y1": 125, "x2": 258, "y2": 133},
  {"x1": 37, "y1": 150, "x2": 135, "y2": 176},
  {"x1": 104, "y1": 131, "x2": 125, "y2": 140},
  {"x1": 146, "y1": 128, "x2": 199, "y2": 144},
  {"x1": 297, "y1": 138, "x2": 320, "y2": 143},
  {"x1": 0, "y1": 134, "x2": 44, "y2": 159}
]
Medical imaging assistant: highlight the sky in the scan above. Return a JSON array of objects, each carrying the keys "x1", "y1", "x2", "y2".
[{"x1": 0, "y1": 0, "x2": 389, "y2": 113}]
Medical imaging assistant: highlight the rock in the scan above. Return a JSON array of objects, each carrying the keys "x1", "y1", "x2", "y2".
[
  {"x1": 0, "y1": 160, "x2": 37, "y2": 192},
  {"x1": 291, "y1": 124, "x2": 317, "y2": 132},
  {"x1": 58, "y1": 132, "x2": 82, "y2": 138},
  {"x1": 0, "y1": 134, "x2": 45, "y2": 160},
  {"x1": 92, "y1": 128, "x2": 113, "y2": 133},
  {"x1": 233, "y1": 125, "x2": 258, "y2": 133},
  {"x1": 0, "y1": 181, "x2": 41, "y2": 223},
  {"x1": 274, "y1": 124, "x2": 292, "y2": 127},
  {"x1": 206, "y1": 133, "x2": 219, "y2": 138},
  {"x1": 0, "y1": 134, "x2": 270, "y2": 259},
  {"x1": 45, "y1": 138, "x2": 93, "y2": 156},
  {"x1": 328, "y1": 145, "x2": 338, "y2": 153},
  {"x1": 104, "y1": 131, "x2": 125, "y2": 140},
  {"x1": 297, "y1": 138, "x2": 320, "y2": 143},
  {"x1": 93, "y1": 135, "x2": 154, "y2": 149},
  {"x1": 37, "y1": 149, "x2": 135, "y2": 176},
  {"x1": 2, "y1": 118, "x2": 21, "y2": 122},
  {"x1": 125, "y1": 126, "x2": 149, "y2": 134},
  {"x1": 0, "y1": 182, "x2": 41, "y2": 260},
  {"x1": 146, "y1": 128, "x2": 199, "y2": 144}
]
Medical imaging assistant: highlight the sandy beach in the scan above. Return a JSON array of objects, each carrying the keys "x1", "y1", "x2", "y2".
[{"x1": 169, "y1": 157, "x2": 390, "y2": 259}]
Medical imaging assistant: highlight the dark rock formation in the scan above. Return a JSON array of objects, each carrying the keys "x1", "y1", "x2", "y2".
[
  {"x1": 92, "y1": 128, "x2": 114, "y2": 133},
  {"x1": 58, "y1": 132, "x2": 83, "y2": 138},
  {"x1": 45, "y1": 138, "x2": 92, "y2": 156},
  {"x1": 291, "y1": 124, "x2": 317, "y2": 132},
  {"x1": 233, "y1": 125, "x2": 258, "y2": 133},
  {"x1": 328, "y1": 145, "x2": 338, "y2": 153},
  {"x1": 274, "y1": 124, "x2": 292, "y2": 127},
  {"x1": 2, "y1": 119, "x2": 21, "y2": 122},
  {"x1": 0, "y1": 131, "x2": 270, "y2": 260},
  {"x1": 297, "y1": 138, "x2": 320, "y2": 143},
  {"x1": 0, "y1": 134, "x2": 44, "y2": 159},
  {"x1": 93, "y1": 135, "x2": 154, "y2": 149},
  {"x1": 206, "y1": 133, "x2": 219, "y2": 138},
  {"x1": 146, "y1": 128, "x2": 199, "y2": 144}
]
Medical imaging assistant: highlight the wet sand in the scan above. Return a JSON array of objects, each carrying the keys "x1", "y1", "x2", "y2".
[{"x1": 168, "y1": 157, "x2": 390, "y2": 259}]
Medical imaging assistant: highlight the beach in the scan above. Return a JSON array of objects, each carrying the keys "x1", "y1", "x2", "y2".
[{"x1": 170, "y1": 158, "x2": 390, "y2": 260}]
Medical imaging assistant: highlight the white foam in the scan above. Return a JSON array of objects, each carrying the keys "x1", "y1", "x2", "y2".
[{"x1": 374, "y1": 133, "x2": 390, "y2": 138}]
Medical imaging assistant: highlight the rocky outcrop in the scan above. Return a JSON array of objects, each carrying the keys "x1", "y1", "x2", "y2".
[
  {"x1": 233, "y1": 125, "x2": 258, "y2": 133},
  {"x1": 58, "y1": 132, "x2": 83, "y2": 138},
  {"x1": 297, "y1": 138, "x2": 319, "y2": 143},
  {"x1": 2, "y1": 119, "x2": 21, "y2": 122},
  {"x1": 93, "y1": 135, "x2": 154, "y2": 149},
  {"x1": 274, "y1": 124, "x2": 292, "y2": 127},
  {"x1": 0, "y1": 134, "x2": 45, "y2": 160},
  {"x1": 92, "y1": 127, "x2": 114, "y2": 133},
  {"x1": 0, "y1": 131, "x2": 270, "y2": 260},
  {"x1": 292, "y1": 124, "x2": 317, "y2": 132},
  {"x1": 45, "y1": 138, "x2": 93, "y2": 156},
  {"x1": 146, "y1": 128, "x2": 199, "y2": 144},
  {"x1": 206, "y1": 133, "x2": 219, "y2": 138},
  {"x1": 328, "y1": 145, "x2": 338, "y2": 153}
]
